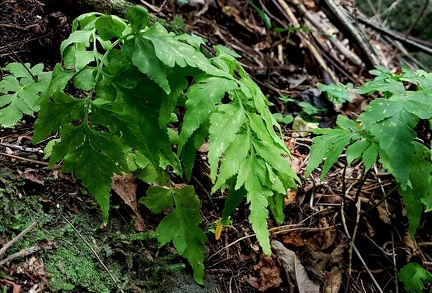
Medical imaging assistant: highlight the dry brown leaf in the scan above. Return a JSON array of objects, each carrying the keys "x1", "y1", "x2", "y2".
[
  {"x1": 362, "y1": 217, "x2": 375, "y2": 237},
  {"x1": 285, "y1": 136, "x2": 296, "y2": 152},
  {"x1": 246, "y1": 254, "x2": 282, "y2": 291},
  {"x1": 284, "y1": 189, "x2": 297, "y2": 206},
  {"x1": 330, "y1": 243, "x2": 346, "y2": 265},
  {"x1": 303, "y1": 249, "x2": 329, "y2": 282},
  {"x1": 215, "y1": 222, "x2": 223, "y2": 240},
  {"x1": 0, "y1": 279, "x2": 22, "y2": 293},
  {"x1": 319, "y1": 218, "x2": 336, "y2": 250},
  {"x1": 324, "y1": 265, "x2": 342, "y2": 293},
  {"x1": 286, "y1": 153, "x2": 304, "y2": 175},
  {"x1": 271, "y1": 240, "x2": 320, "y2": 293},
  {"x1": 111, "y1": 173, "x2": 146, "y2": 231},
  {"x1": 282, "y1": 230, "x2": 305, "y2": 248},
  {"x1": 403, "y1": 230, "x2": 420, "y2": 261},
  {"x1": 197, "y1": 142, "x2": 208, "y2": 152},
  {"x1": 376, "y1": 206, "x2": 390, "y2": 224},
  {"x1": 23, "y1": 168, "x2": 44, "y2": 185}
]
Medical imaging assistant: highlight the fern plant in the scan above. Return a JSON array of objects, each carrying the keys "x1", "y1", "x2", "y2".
[
  {"x1": 307, "y1": 67, "x2": 432, "y2": 290},
  {"x1": 26, "y1": 6, "x2": 299, "y2": 283},
  {"x1": 307, "y1": 67, "x2": 432, "y2": 236}
]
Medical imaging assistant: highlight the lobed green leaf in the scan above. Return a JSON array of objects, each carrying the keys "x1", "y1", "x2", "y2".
[
  {"x1": 208, "y1": 104, "x2": 246, "y2": 182},
  {"x1": 0, "y1": 63, "x2": 52, "y2": 128},
  {"x1": 360, "y1": 99, "x2": 418, "y2": 189},
  {"x1": 95, "y1": 15, "x2": 127, "y2": 41},
  {"x1": 126, "y1": 6, "x2": 149, "y2": 33},
  {"x1": 179, "y1": 75, "x2": 237, "y2": 151},
  {"x1": 399, "y1": 262, "x2": 432, "y2": 293},
  {"x1": 33, "y1": 91, "x2": 86, "y2": 143},
  {"x1": 131, "y1": 37, "x2": 170, "y2": 93},
  {"x1": 142, "y1": 186, "x2": 208, "y2": 284}
]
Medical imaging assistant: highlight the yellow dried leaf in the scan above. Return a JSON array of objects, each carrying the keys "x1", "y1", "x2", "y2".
[{"x1": 215, "y1": 222, "x2": 223, "y2": 240}]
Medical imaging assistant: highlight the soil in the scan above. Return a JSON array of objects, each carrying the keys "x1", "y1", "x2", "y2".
[{"x1": 1, "y1": 0, "x2": 431, "y2": 293}]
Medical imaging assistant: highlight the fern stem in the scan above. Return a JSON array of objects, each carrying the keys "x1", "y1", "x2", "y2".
[
  {"x1": 83, "y1": 38, "x2": 122, "y2": 126},
  {"x1": 362, "y1": 184, "x2": 399, "y2": 215}
]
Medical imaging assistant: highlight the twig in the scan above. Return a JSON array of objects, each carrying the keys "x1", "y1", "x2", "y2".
[
  {"x1": 404, "y1": 0, "x2": 430, "y2": 36},
  {"x1": 0, "y1": 245, "x2": 41, "y2": 266},
  {"x1": 0, "y1": 152, "x2": 51, "y2": 167},
  {"x1": 295, "y1": 0, "x2": 363, "y2": 66},
  {"x1": 276, "y1": 0, "x2": 339, "y2": 83},
  {"x1": 322, "y1": 0, "x2": 383, "y2": 67},
  {"x1": 0, "y1": 32, "x2": 37, "y2": 81},
  {"x1": 139, "y1": 0, "x2": 168, "y2": 14},
  {"x1": 208, "y1": 225, "x2": 336, "y2": 260},
  {"x1": 0, "y1": 142, "x2": 44, "y2": 154},
  {"x1": 0, "y1": 222, "x2": 38, "y2": 257},
  {"x1": 373, "y1": 165, "x2": 399, "y2": 293},
  {"x1": 61, "y1": 216, "x2": 125, "y2": 293},
  {"x1": 357, "y1": 16, "x2": 432, "y2": 56},
  {"x1": 341, "y1": 203, "x2": 384, "y2": 293},
  {"x1": 350, "y1": 197, "x2": 362, "y2": 273},
  {"x1": 362, "y1": 184, "x2": 398, "y2": 215}
]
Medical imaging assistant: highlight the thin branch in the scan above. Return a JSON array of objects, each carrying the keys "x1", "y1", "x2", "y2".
[
  {"x1": 404, "y1": 0, "x2": 430, "y2": 36},
  {"x1": 0, "y1": 245, "x2": 41, "y2": 266},
  {"x1": 0, "y1": 32, "x2": 37, "y2": 81},
  {"x1": 357, "y1": 16, "x2": 432, "y2": 56},
  {"x1": 62, "y1": 216, "x2": 125, "y2": 293},
  {"x1": 0, "y1": 152, "x2": 51, "y2": 166},
  {"x1": 341, "y1": 203, "x2": 384, "y2": 293},
  {"x1": 0, "y1": 222, "x2": 38, "y2": 257}
]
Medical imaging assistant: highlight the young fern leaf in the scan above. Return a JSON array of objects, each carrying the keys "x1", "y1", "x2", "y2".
[
  {"x1": 205, "y1": 58, "x2": 300, "y2": 253},
  {"x1": 141, "y1": 23, "x2": 231, "y2": 79},
  {"x1": 345, "y1": 138, "x2": 379, "y2": 172},
  {"x1": 305, "y1": 115, "x2": 361, "y2": 179},
  {"x1": 208, "y1": 103, "x2": 246, "y2": 182},
  {"x1": 0, "y1": 63, "x2": 51, "y2": 127},
  {"x1": 126, "y1": 5, "x2": 149, "y2": 33},
  {"x1": 399, "y1": 143, "x2": 432, "y2": 236},
  {"x1": 140, "y1": 186, "x2": 208, "y2": 284},
  {"x1": 179, "y1": 74, "x2": 238, "y2": 152}
]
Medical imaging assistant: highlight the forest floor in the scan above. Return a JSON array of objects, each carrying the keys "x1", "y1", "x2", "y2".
[{"x1": 1, "y1": 0, "x2": 431, "y2": 292}]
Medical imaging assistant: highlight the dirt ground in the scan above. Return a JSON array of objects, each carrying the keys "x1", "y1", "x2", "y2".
[{"x1": 1, "y1": 0, "x2": 431, "y2": 292}]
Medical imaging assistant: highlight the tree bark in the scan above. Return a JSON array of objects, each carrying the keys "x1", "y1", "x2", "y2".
[{"x1": 38, "y1": 0, "x2": 133, "y2": 18}]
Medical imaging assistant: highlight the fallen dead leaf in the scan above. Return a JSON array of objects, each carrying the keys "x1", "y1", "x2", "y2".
[
  {"x1": 319, "y1": 218, "x2": 336, "y2": 250},
  {"x1": 197, "y1": 142, "x2": 208, "y2": 152},
  {"x1": 271, "y1": 240, "x2": 320, "y2": 293},
  {"x1": 376, "y1": 206, "x2": 390, "y2": 224},
  {"x1": 324, "y1": 265, "x2": 342, "y2": 293},
  {"x1": 402, "y1": 230, "x2": 420, "y2": 262},
  {"x1": 330, "y1": 243, "x2": 346, "y2": 265},
  {"x1": 215, "y1": 222, "x2": 223, "y2": 240},
  {"x1": 302, "y1": 248, "x2": 330, "y2": 282},
  {"x1": 285, "y1": 149, "x2": 306, "y2": 175},
  {"x1": 246, "y1": 254, "x2": 282, "y2": 291},
  {"x1": 23, "y1": 168, "x2": 44, "y2": 185},
  {"x1": 111, "y1": 173, "x2": 146, "y2": 231},
  {"x1": 362, "y1": 217, "x2": 375, "y2": 237},
  {"x1": 284, "y1": 189, "x2": 297, "y2": 206},
  {"x1": 282, "y1": 230, "x2": 305, "y2": 248}
]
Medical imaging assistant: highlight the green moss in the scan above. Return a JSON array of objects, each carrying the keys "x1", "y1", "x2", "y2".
[
  {"x1": 45, "y1": 246, "x2": 115, "y2": 292},
  {"x1": 0, "y1": 167, "x2": 214, "y2": 292}
]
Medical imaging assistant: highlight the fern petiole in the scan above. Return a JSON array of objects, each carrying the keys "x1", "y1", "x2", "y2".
[
  {"x1": 362, "y1": 184, "x2": 399, "y2": 215},
  {"x1": 92, "y1": 38, "x2": 122, "y2": 92}
]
